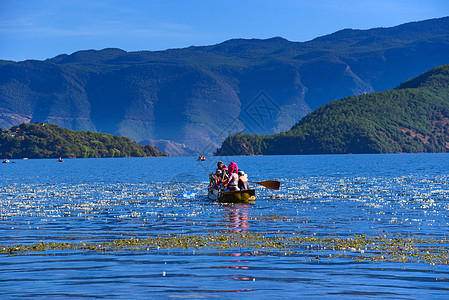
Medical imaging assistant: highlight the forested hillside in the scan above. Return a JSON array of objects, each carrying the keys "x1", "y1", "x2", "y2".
[
  {"x1": 0, "y1": 123, "x2": 167, "y2": 159},
  {"x1": 215, "y1": 65, "x2": 449, "y2": 155}
]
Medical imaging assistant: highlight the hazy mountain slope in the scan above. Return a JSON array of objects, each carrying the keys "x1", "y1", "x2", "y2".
[{"x1": 1, "y1": 17, "x2": 449, "y2": 155}]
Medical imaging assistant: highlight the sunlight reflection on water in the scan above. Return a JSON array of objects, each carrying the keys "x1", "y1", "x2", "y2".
[{"x1": 1, "y1": 154, "x2": 449, "y2": 297}]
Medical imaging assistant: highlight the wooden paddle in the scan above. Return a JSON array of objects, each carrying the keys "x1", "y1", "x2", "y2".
[{"x1": 249, "y1": 180, "x2": 280, "y2": 190}]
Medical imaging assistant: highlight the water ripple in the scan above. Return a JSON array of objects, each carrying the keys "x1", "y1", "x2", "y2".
[{"x1": 1, "y1": 155, "x2": 449, "y2": 297}]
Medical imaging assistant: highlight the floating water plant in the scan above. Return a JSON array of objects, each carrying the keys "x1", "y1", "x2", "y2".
[{"x1": 2, "y1": 233, "x2": 448, "y2": 265}]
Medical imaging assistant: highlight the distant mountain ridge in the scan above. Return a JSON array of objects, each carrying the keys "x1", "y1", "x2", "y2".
[
  {"x1": 215, "y1": 64, "x2": 449, "y2": 155},
  {"x1": 1, "y1": 17, "x2": 449, "y2": 155}
]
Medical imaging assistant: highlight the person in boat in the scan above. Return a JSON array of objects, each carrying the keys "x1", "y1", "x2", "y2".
[
  {"x1": 214, "y1": 161, "x2": 226, "y2": 181},
  {"x1": 58, "y1": 157, "x2": 64, "y2": 162},
  {"x1": 210, "y1": 169, "x2": 223, "y2": 190},
  {"x1": 216, "y1": 161, "x2": 228, "y2": 176},
  {"x1": 223, "y1": 161, "x2": 240, "y2": 191},
  {"x1": 216, "y1": 161, "x2": 226, "y2": 171},
  {"x1": 209, "y1": 161, "x2": 226, "y2": 190},
  {"x1": 209, "y1": 161, "x2": 227, "y2": 191},
  {"x1": 238, "y1": 170, "x2": 250, "y2": 190},
  {"x1": 2, "y1": 158, "x2": 9, "y2": 163}
]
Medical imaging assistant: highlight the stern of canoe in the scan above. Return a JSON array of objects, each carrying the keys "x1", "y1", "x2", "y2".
[
  {"x1": 208, "y1": 186, "x2": 256, "y2": 204},
  {"x1": 220, "y1": 189, "x2": 256, "y2": 204}
]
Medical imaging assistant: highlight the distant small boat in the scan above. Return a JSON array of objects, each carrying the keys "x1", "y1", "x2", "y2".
[
  {"x1": 58, "y1": 157, "x2": 64, "y2": 162},
  {"x1": 208, "y1": 187, "x2": 256, "y2": 204},
  {"x1": 2, "y1": 158, "x2": 10, "y2": 163},
  {"x1": 198, "y1": 156, "x2": 206, "y2": 161}
]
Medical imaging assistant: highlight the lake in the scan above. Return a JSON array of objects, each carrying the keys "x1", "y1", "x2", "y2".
[{"x1": 1, "y1": 154, "x2": 449, "y2": 298}]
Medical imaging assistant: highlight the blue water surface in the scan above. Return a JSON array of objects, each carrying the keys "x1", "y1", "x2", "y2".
[{"x1": 1, "y1": 154, "x2": 449, "y2": 298}]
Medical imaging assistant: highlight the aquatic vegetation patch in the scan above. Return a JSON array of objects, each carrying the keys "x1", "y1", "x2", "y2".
[{"x1": 2, "y1": 233, "x2": 448, "y2": 265}]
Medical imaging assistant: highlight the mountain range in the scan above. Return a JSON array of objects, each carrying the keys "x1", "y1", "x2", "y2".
[
  {"x1": 215, "y1": 64, "x2": 449, "y2": 155},
  {"x1": 1, "y1": 17, "x2": 449, "y2": 155}
]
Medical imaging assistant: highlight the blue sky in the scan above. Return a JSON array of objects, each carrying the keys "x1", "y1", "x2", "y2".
[{"x1": 1, "y1": 0, "x2": 448, "y2": 61}]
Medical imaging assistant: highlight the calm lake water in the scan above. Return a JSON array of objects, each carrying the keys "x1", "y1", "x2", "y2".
[{"x1": 1, "y1": 154, "x2": 449, "y2": 298}]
